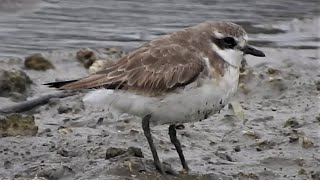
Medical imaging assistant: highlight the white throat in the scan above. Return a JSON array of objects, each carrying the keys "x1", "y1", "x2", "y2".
[{"x1": 211, "y1": 43, "x2": 243, "y2": 68}]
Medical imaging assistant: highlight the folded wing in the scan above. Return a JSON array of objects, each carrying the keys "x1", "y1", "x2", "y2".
[{"x1": 48, "y1": 38, "x2": 205, "y2": 95}]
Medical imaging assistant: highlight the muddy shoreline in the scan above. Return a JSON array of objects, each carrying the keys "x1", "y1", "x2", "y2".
[{"x1": 0, "y1": 14, "x2": 319, "y2": 180}]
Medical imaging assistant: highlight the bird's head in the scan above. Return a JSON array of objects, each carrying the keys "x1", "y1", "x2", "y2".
[{"x1": 206, "y1": 21, "x2": 265, "y2": 67}]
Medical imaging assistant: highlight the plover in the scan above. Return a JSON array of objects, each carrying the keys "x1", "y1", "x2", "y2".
[{"x1": 45, "y1": 21, "x2": 265, "y2": 175}]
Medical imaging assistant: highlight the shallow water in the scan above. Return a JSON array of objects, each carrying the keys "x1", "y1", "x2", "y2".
[{"x1": 0, "y1": 0, "x2": 319, "y2": 57}]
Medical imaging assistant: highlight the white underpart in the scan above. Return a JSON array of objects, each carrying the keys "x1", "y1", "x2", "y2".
[
  {"x1": 83, "y1": 59, "x2": 240, "y2": 126},
  {"x1": 211, "y1": 43, "x2": 243, "y2": 67}
]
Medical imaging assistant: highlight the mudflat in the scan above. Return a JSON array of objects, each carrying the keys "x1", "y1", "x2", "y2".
[{"x1": 0, "y1": 1, "x2": 319, "y2": 179}]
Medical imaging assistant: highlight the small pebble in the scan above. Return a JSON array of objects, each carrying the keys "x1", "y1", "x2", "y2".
[
  {"x1": 76, "y1": 48, "x2": 96, "y2": 68},
  {"x1": 175, "y1": 124, "x2": 185, "y2": 130},
  {"x1": 96, "y1": 118, "x2": 104, "y2": 125},
  {"x1": 242, "y1": 130, "x2": 261, "y2": 139},
  {"x1": 315, "y1": 80, "x2": 320, "y2": 91},
  {"x1": 105, "y1": 147, "x2": 126, "y2": 159},
  {"x1": 234, "y1": 145, "x2": 241, "y2": 152},
  {"x1": 127, "y1": 147, "x2": 143, "y2": 158},
  {"x1": 24, "y1": 53, "x2": 54, "y2": 70},
  {"x1": 283, "y1": 117, "x2": 300, "y2": 128},
  {"x1": 302, "y1": 136, "x2": 314, "y2": 148}
]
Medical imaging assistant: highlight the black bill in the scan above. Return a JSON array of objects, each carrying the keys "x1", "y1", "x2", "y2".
[{"x1": 242, "y1": 45, "x2": 265, "y2": 57}]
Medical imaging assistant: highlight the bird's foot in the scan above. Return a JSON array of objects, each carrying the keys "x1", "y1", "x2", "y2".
[
  {"x1": 155, "y1": 161, "x2": 178, "y2": 177},
  {"x1": 179, "y1": 167, "x2": 190, "y2": 174}
]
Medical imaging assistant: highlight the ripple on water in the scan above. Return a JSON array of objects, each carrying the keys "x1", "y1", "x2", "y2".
[{"x1": 0, "y1": 0, "x2": 319, "y2": 57}]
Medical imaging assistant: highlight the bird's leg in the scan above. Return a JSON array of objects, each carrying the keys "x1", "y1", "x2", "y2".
[
  {"x1": 142, "y1": 114, "x2": 165, "y2": 174},
  {"x1": 168, "y1": 124, "x2": 189, "y2": 172}
]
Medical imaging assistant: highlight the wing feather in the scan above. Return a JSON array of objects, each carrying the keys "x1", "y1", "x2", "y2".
[{"x1": 59, "y1": 37, "x2": 205, "y2": 95}]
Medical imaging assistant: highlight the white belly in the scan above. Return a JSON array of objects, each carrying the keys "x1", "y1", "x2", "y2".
[{"x1": 83, "y1": 67, "x2": 239, "y2": 125}]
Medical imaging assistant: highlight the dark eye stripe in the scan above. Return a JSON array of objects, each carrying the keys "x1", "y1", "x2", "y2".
[
  {"x1": 211, "y1": 36, "x2": 237, "y2": 49},
  {"x1": 223, "y1": 37, "x2": 236, "y2": 47}
]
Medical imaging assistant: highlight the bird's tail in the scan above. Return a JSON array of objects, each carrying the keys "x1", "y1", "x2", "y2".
[{"x1": 43, "y1": 80, "x2": 78, "y2": 89}]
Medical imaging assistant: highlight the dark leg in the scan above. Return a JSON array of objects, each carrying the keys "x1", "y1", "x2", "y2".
[
  {"x1": 168, "y1": 125, "x2": 189, "y2": 171},
  {"x1": 142, "y1": 114, "x2": 165, "y2": 174}
]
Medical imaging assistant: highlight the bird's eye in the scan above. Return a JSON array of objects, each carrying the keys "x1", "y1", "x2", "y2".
[{"x1": 223, "y1": 37, "x2": 236, "y2": 47}]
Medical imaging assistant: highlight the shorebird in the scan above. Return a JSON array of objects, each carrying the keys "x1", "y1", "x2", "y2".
[{"x1": 45, "y1": 21, "x2": 265, "y2": 175}]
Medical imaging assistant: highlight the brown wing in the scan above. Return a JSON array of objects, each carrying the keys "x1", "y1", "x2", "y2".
[{"x1": 59, "y1": 38, "x2": 205, "y2": 94}]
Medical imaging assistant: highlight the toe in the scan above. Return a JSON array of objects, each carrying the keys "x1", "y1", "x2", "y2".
[{"x1": 162, "y1": 162, "x2": 178, "y2": 176}]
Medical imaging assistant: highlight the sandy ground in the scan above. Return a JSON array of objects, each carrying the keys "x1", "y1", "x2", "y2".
[{"x1": 0, "y1": 18, "x2": 319, "y2": 180}]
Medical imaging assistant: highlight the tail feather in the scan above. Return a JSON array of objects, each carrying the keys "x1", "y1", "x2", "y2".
[
  {"x1": 44, "y1": 78, "x2": 124, "y2": 90},
  {"x1": 43, "y1": 80, "x2": 78, "y2": 89}
]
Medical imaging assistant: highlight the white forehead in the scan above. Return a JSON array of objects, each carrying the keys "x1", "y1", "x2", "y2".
[
  {"x1": 213, "y1": 31, "x2": 225, "y2": 38},
  {"x1": 214, "y1": 30, "x2": 248, "y2": 39}
]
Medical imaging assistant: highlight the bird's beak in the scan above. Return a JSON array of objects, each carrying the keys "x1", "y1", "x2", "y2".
[{"x1": 242, "y1": 45, "x2": 265, "y2": 57}]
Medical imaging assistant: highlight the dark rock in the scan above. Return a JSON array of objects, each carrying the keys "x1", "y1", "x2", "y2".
[
  {"x1": 56, "y1": 148, "x2": 78, "y2": 157},
  {"x1": 57, "y1": 149, "x2": 69, "y2": 157},
  {"x1": 37, "y1": 128, "x2": 51, "y2": 136},
  {"x1": 0, "y1": 69, "x2": 32, "y2": 99},
  {"x1": 76, "y1": 48, "x2": 96, "y2": 68},
  {"x1": 298, "y1": 168, "x2": 307, "y2": 175},
  {"x1": 311, "y1": 171, "x2": 320, "y2": 180},
  {"x1": 175, "y1": 124, "x2": 185, "y2": 130},
  {"x1": 4, "y1": 160, "x2": 12, "y2": 169},
  {"x1": 105, "y1": 146, "x2": 144, "y2": 160},
  {"x1": 96, "y1": 117, "x2": 104, "y2": 125},
  {"x1": 24, "y1": 53, "x2": 54, "y2": 70},
  {"x1": 283, "y1": 117, "x2": 300, "y2": 128},
  {"x1": 129, "y1": 129, "x2": 139, "y2": 135},
  {"x1": 316, "y1": 114, "x2": 320, "y2": 122},
  {"x1": 127, "y1": 147, "x2": 143, "y2": 158},
  {"x1": 234, "y1": 145, "x2": 241, "y2": 152},
  {"x1": 57, "y1": 105, "x2": 72, "y2": 114},
  {"x1": 209, "y1": 141, "x2": 217, "y2": 146},
  {"x1": 214, "y1": 151, "x2": 233, "y2": 162},
  {"x1": 105, "y1": 147, "x2": 126, "y2": 159},
  {"x1": 255, "y1": 140, "x2": 276, "y2": 151},
  {"x1": 0, "y1": 114, "x2": 38, "y2": 137},
  {"x1": 289, "y1": 133, "x2": 299, "y2": 143},
  {"x1": 315, "y1": 80, "x2": 320, "y2": 91}
]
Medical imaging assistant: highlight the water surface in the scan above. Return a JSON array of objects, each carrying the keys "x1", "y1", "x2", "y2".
[{"x1": 0, "y1": 0, "x2": 318, "y2": 57}]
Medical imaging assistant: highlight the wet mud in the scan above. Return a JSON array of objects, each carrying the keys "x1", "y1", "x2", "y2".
[{"x1": 0, "y1": 1, "x2": 319, "y2": 180}]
